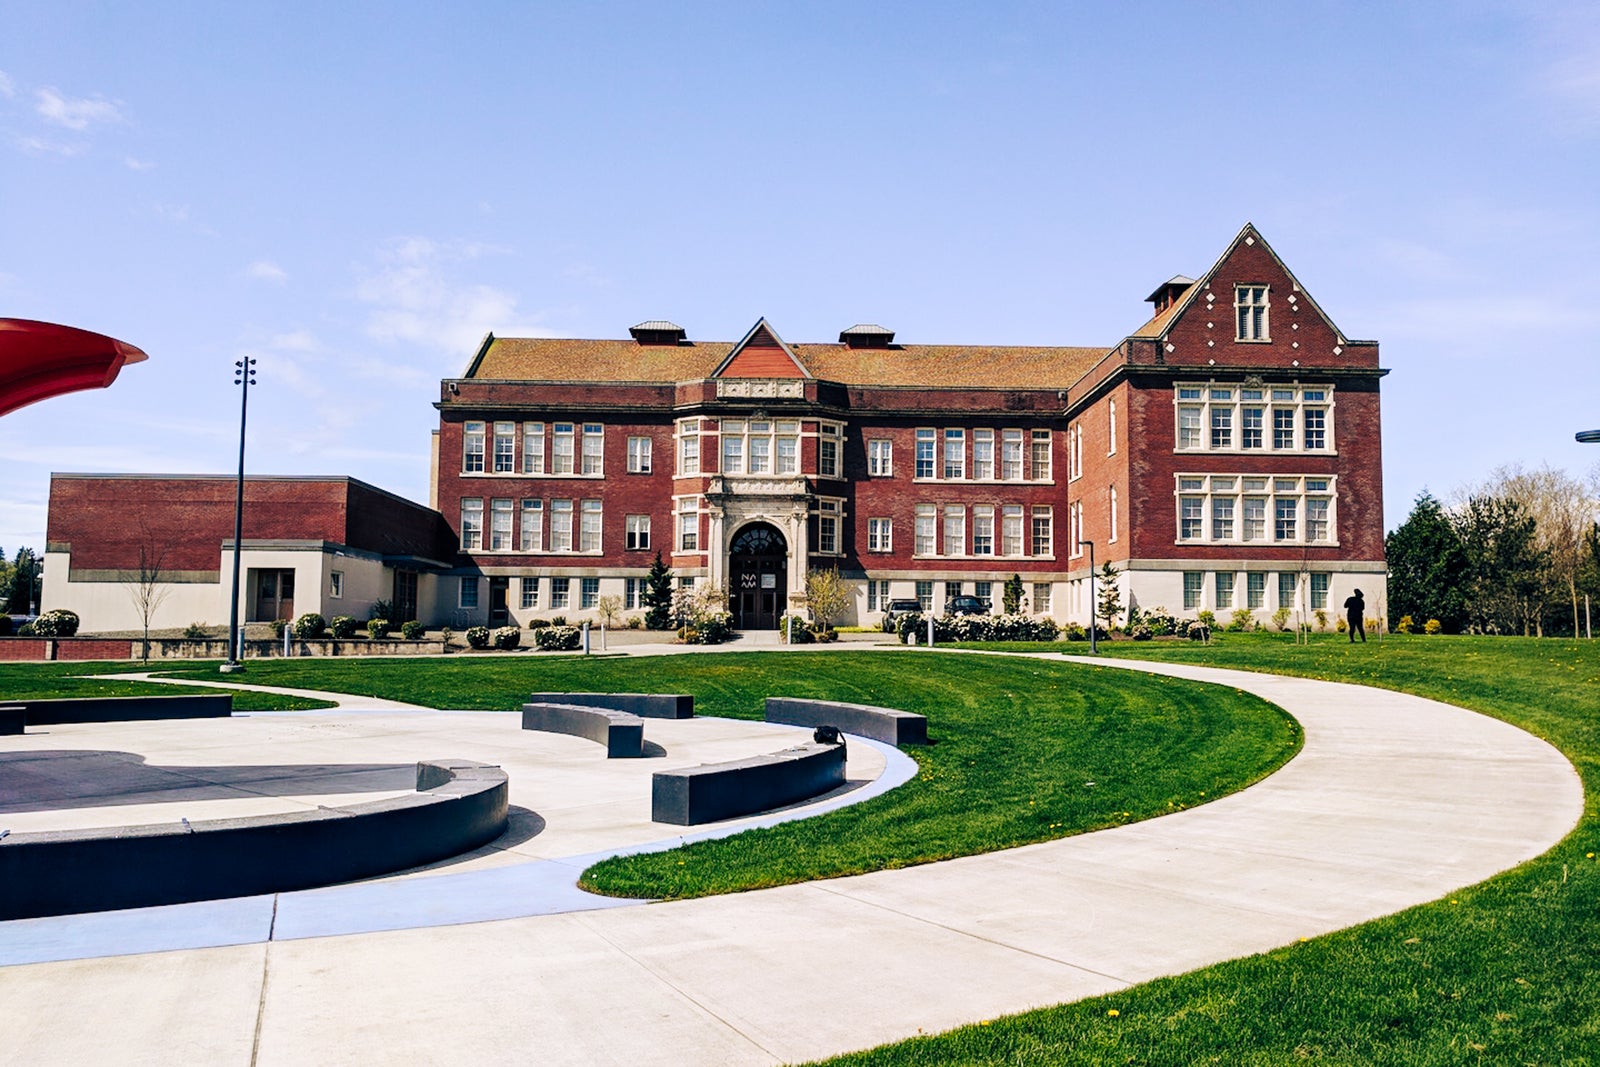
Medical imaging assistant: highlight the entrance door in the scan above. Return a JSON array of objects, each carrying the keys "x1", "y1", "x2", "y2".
[
  {"x1": 488, "y1": 576, "x2": 510, "y2": 627},
  {"x1": 253, "y1": 569, "x2": 295, "y2": 622},
  {"x1": 393, "y1": 571, "x2": 418, "y2": 624},
  {"x1": 729, "y1": 523, "x2": 787, "y2": 630}
]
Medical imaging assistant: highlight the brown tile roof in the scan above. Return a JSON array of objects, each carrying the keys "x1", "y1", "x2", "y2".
[
  {"x1": 1128, "y1": 289, "x2": 1191, "y2": 339},
  {"x1": 470, "y1": 337, "x2": 1111, "y2": 390}
]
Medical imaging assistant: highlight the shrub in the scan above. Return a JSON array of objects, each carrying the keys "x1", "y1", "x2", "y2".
[
  {"x1": 0, "y1": 615, "x2": 12, "y2": 636},
  {"x1": 367, "y1": 618, "x2": 391, "y2": 640},
  {"x1": 18, "y1": 622, "x2": 37, "y2": 636},
  {"x1": 292, "y1": 612, "x2": 326, "y2": 639},
  {"x1": 1131, "y1": 624, "x2": 1154, "y2": 641},
  {"x1": 533, "y1": 625, "x2": 581, "y2": 651},
  {"x1": 368, "y1": 599, "x2": 393, "y2": 623},
  {"x1": 1336, "y1": 617, "x2": 1348, "y2": 633},
  {"x1": 1142, "y1": 608, "x2": 1179, "y2": 637},
  {"x1": 465, "y1": 625, "x2": 491, "y2": 649},
  {"x1": 32, "y1": 609, "x2": 80, "y2": 637},
  {"x1": 1188, "y1": 623, "x2": 1212, "y2": 642},
  {"x1": 1366, "y1": 618, "x2": 1380, "y2": 634},
  {"x1": 1395, "y1": 614, "x2": 1414, "y2": 634},
  {"x1": 549, "y1": 615, "x2": 567, "y2": 627},
  {"x1": 1196, "y1": 610, "x2": 1217, "y2": 630},
  {"x1": 269, "y1": 618, "x2": 288, "y2": 639},
  {"x1": 1271, "y1": 607, "x2": 1291, "y2": 632},
  {"x1": 1228, "y1": 608, "x2": 1254, "y2": 632},
  {"x1": 183, "y1": 622, "x2": 211, "y2": 639},
  {"x1": 400, "y1": 620, "x2": 426, "y2": 640},
  {"x1": 779, "y1": 614, "x2": 814, "y2": 643},
  {"x1": 439, "y1": 626, "x2": 453, "y2": 647},
  {"x1": 1061, "y1": 622, "x2": 1087, "y2": 642},
  {"x1": 1314, "y1": 609, "x2": 1329, "y2": 632},
  {"x1": 1424, "y1": 618, "x2": 1443, "y2": 635},
  {"x1": 625, "y1": 615, "x2": 642, "y2": 629},
  {"x1": 527, "y1": 617, "x2": 551, "y2": 629},
  {"x1": 330, "y1": 615, "x2": 358, "y2": 639},
  {"x1": 492, "y1": 625, "x2": 521, "y2": 650},
  {"x1": 680, "y1": 611, "x2": 733, "y2": 645}
]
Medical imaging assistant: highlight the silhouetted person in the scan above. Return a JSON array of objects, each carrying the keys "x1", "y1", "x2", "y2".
[{"x1": 1344, "y1": 588, "x2": 1366, "y2": 643}]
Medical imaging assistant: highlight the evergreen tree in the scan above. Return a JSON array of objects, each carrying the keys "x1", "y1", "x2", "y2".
[
  {"x1": 1456, "y1": 495, "x2": 1551, "y2": 635},
  {"x1": 6, "y1": 547, "x2": 39, "y2": 615},
  {"x1": 1386, "y1": 492, "x2": 1469, "y2": 632},
  {"x1": 641, "y1": 550, "x2": 674, "y2": 630},
  {"x1": 1096, "y1": 561, "x2": 1124, "y2": 628},
  {"x1": 1002, "y1": 573, "x2": 1025, "y2": 614}
]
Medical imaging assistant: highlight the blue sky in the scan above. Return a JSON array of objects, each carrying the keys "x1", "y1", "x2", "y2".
[{"x1": 4, "y1": 1, "x2": 1599, "y2": 552}]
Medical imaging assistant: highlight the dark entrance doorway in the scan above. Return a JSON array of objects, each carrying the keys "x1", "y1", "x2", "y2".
[
  {"x1": 487, "y1": 576, "x2": 510, "y2": 627},
  {"x1": 252, "y1": 568, "x2": 295, "y2": 622},
  {"x1": 730, "y1": 523, "x2": 787, "y2": 630},
  {"x1": 393, "y1": 570, "x2": 418, "y2": 625}
]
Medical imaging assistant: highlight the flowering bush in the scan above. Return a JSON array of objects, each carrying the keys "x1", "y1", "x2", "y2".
[
  {"x1": 673, "y1": 582, "x2": 733, "y2": 644},
  {"x1": 1424, "y1": 618, "x2": 1443, "y2": 635},
  {"x1": 292, "y1": 612, "x2": 326, "y2": 639},
  {"x1": 367, "y1": 618, "x2": 391, "y2": 640},
  {"x1": 330, "y1": 615, "x2": 358, "y2": 639},
  {"x1": 1131, "y1": 624, "x2": 1154, "y2": 641},
  {"x1": 32, "y1": 609, "x2": 80, "y2": 637},
  {"x1": 465, "y1": 625, "x2": 491, "y2": 649},
  {"x1": 779, "y1": 614, "x2": 814, "y2": 643},
  {"x1": 1395, "y1": 615, "x2": 1414, "y2": 634},
  {"x1": 1141, "y1": 608, "x2": 1180, "y2": 637},
  {"x1": 492, "y1": 625, "x2": 521, "y2": 650},
  {"x1": 1187, "y1": 622, "x2": 1212, "y2": 642},
  {"x1": 400, "y1": 620, "x2": 426, "y2": 639},
  {"x1": 679, "y1": 612, "x2": 733, "y2": 644},
  {"x1": 533, "y1": 625, "x2": 581, "y2": 651}
]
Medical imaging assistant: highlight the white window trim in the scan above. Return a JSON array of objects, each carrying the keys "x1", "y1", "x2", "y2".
[
  {"x1": 1235, "y1": 284, "x2": 1271, "y2": 342},
  {"x1": 867, "y1": 516, "x2": 893, "y2": 553},
  {"x1": 1172, "y1": 472, "x2": 1339, "y2": 547},
  {"x1": 1172, "y1": 381, "x2": 1336, "y2": 456},
  {"x1": 626, "y1": 436, "x2": 652, "y2": 474},
  {"x1": 813, "y1": 497, "x2": 845, "y2": 555}
]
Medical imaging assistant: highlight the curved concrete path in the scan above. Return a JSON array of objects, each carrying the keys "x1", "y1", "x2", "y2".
[{"x1": 0, "y1": 657, "x2": 1582, "y2": 1066}]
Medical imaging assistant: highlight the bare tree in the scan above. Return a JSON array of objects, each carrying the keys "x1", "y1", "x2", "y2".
[
  {"x1": 802, "y1": 567, "x2": 852, "y2": 634},
  {"x1": 126, "y1": 529, "x2": 173, "y2": 661}
]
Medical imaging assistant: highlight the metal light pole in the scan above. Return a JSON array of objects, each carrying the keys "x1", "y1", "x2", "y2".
[
  {"x1": 1577, "y1": 430, "x2": 1600, "y2": 443},
  {"x1": 221, "y1": 357, "x2": 256, "y2": 673},
  {"x1": 1083, "y1": 539, "x2": 1097, "y2": 654}
]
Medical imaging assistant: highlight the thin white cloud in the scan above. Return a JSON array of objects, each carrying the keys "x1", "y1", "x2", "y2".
[
  {"x1": 270, "y1": 329, "x2": 316, "y2": 351},
  {"x1": 15, "y1": 135, "x2": 86, "y2": 157},
  {"x1": 0, "y1": 70, "x2": 15, "y2": 99},
  {"x1": 35, "y1": 86, "x2": 125, "y2": 131},
  {"x1": 124, "y1": 156, "x2": 156, "y2": 172},
  {"x1": 246, "y1": 260, "x2": 288, "y2": 284},
  {"x1": 153, "y1": 203, "x2": 192, "y2": 224}
]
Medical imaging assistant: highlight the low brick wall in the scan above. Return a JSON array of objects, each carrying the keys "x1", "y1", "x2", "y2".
[
  {"x1": 651, "y1": 741, "x2": 847, "y2": 826},
  {"x1": 0, "y1": 638, "x2": 51, "y2": 661}
]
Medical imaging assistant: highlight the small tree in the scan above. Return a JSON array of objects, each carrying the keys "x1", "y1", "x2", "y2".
[
  {"x1": 1002, "y1": 573, "x2": 1025, "y2": 615},
  {"x1": 1097, "y1": 561, "x2": 1124, "y2": 629},
  {"x1": 803, "y1": 567, "x2": 852, "y2": 634},
  {"x1": 642, "y1": 551, "x2": 674, "y2": 630},
  {"x1": 125, "y1": 528, "x2": 173, "y2": 662},
  {"x1": 596, "y1": 594, "x2": 624, "y2": 631}
]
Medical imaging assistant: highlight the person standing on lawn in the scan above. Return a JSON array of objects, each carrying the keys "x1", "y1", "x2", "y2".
[{"x1": 1344, "y1": 588, "x2": 1366, "y2": 643}]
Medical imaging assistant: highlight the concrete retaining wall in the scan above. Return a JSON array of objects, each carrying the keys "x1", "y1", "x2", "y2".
[
  {"x1": 11, "y1": 693, "x2": 234, "y2": 725},
  {"x1": 526, "y1": 692, "x2": 694, "y2": 719},
  {"x1": 765, "y1": 697, "x2": 929, "y2": 747},
  {"x1": 651, "y1": 742, "x2": 847, "y2": 826},
  {"x1": 521, "y1": 702, "x2": 644, "y2": 757}
]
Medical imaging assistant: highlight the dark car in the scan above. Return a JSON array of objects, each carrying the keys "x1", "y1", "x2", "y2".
[
  {"x1": 880, "y1": 598, "x2": 924, "y2": 631},
  {"x1": 947, "y1": 595, "x2": 991, "y2": 616}
]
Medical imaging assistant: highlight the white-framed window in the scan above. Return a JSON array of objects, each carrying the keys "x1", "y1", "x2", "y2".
[
  {"x1": 1278, "y1": 572, "x2": 1299, "y2": 611},
  {"x1": 818, "y1": 422, "x2": 842, "y2": 478},
  {"x1": 679, "y1": 575, "x2": 696, "y2": 591},
  {"x1": 721, "y1": 430, "x2": 743, "y2": 474},
  {"x1": 1031, "y1": 506, "x2": 1053, "y2": 556},
  {"x1": 972, "y1": 505, "x2": 994, "y2": 556},
  {"x1": 521, "y1": 576, "x2": 540, "y2": 609},
  {"x1": 624, "y1": 578, "x2": 640, "y2": 610},
  {"x1": 1174, "y1": 473, "x2": 1335, "y2": 546},
  {"x1": 1216, "y1": 571, "x2": 1235, "y2": 610},
  {"x1": 551, "y1": 577, "x2": 570, "y2": 609},
  {"x1": 1069, "y1": 423, "x2": 1084, "y2": 480},
  {"x1": 868, "y1": 439, "x2": 893, "y2": 476},
  {"x1": 1236, "y1": 284, "x2": 1269, "y2": 341},
  {"x1": 816, "y1": 498, "x2": 842, "y2": 554},
  {"x1": 550, "y1": 499, "x2": 573, "y2": 551},
  {"x1": 943, "y1": 505, "x2": 965, "y2": 556},
  {"x1": 677, "y1": 419, "x2": 700, "y2": 474},
  {"x1": 1177, "y1": 382, "x2": 1334, "y2": 454},
  {"x1": 945, "y1": 581, "x2": 963, "y2": 608},
  {"x1": 1001, "y1": 505, "x2": 1024, "y2": 556},
  {"x1": 914, "y1": 504, "x2": 936, "y2": 555},
  {"x1": 867, "y1": 579, "x2": 890, "y2": 612},
  {"x1": 552, "y1": 422, "x2": 576, "y2": 474},
  {"x1": 1310, "y1": 573, "x2": 1330, "y2": 610},
  {"x1": 1001, "y1": 429, "x2": 1024, "y2": 481},
  {"x1": 972, "y1": 429, "x2": 994, "y2": 480},
  {"x1": 1033, "y1": 582, "x2": 1052, "y2": 614},
  {"x1": 868, "y1": 517, "x2": 892, "y2": 553},
  {"x1": 520, "y1": 499, "x2": 543, "y2": 552},
  {"x1": 1108, "y1": 400, "x2": 1117, "y2": 455},
  {"x1": 627, "y1": 436, "x2": 652, "y2": 473},
  {"x1": 329, "y1": 571, "x2": 344, "y2": 598},
  {"x1": 1031, "y1": 429, "x2": 1052, "y2": 481},
  {"x1": 1183, "y1": 571, "x2": 1202, "y2": 611},
  {"x1": 1247, "y1": 572, "x2": 1266, "y2": 609},
  {"x1": 460, "y1": 498, "x2": 483, "y2": 550},
  {"x1": 463, "y1": 422, "x2": 486, "y2": 473},
  {"x1": 776, "y1": 427, "x2": 798, "y2": 474},
  {"x1": 459, "y1": 576, "x2": 480, "y2": 609},
  {"x1": 975, "y1": 580, "x2": 992, "y2": 606},
  {"x1": 579, "y1": 499, "x2": 602, "y2": 552},
  {"x1": 489, "y1": 498, "x2": 513, "y2": 551},
  {"x1": 916, "y1": 580, "x2": 933, "y2": 612},
  {"x1": 523, "y1": 422, "x2": 545, "y2": 474},
  {"x1": 677, "y1": 498, "x2": 699, "y2": 551},
  {"x1": 493, "y1": 422, "x2": 516, "y2": 473},
  {"x1": 915, "y1": 429, "x2": 936, "y2": 478},
  {"x1": 719, "y1": 419, "x2": 801, "y2": 478},
  {"x1": 581, "y1": 577, "x2": 600, "y2": 609},
  {"x1": 625, "y1": 514, "x2": 651, "y2": 551},
  {"x1": 943, "y1": 429, "x2": 964, "y2": 479},
  {"x1": 1108, "y1": 487, "x2": 1118, "y2": 543},
  {"x1": 581, "y1": 423, "x2": 604, "y2": 475},
  {"x1": 1070, "y1": 501, "x2": 1084, "y2": 558}
]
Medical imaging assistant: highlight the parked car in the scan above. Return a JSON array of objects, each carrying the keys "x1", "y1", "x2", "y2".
[
  {"x1": 947, "y1": 595, "x2": 991, "y2": 616},
  {"x1": 880, "y1": 598, "x2": 924, "y2": 632}
]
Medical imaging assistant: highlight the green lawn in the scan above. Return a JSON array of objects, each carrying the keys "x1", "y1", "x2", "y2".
[
  {"x1": 0, "y1": 661, "x2": 331, "y2": 711},
  {"x1": 814, "y1": 634, "x2": 1600, "y2": 1066},
  {"x1": 143, "y1": 651, "x2": 1297, "y2": 898}
]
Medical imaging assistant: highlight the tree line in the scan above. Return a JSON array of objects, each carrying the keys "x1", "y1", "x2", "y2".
[
  {"x1": 0, "y1": 546, "x2": 42, "y2": 615},
  {"x1": 1388, "y1": 464, "x2": 1600, "y2": 637}
]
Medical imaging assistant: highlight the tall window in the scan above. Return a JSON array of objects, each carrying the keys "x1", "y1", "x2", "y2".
[
  {"x1": 972, "y1": 505, "x2": 994, "y2": 555},
  {"x1": 1183, "y1": 571, "x2": 1203, "y2": 611},
  {"x1": 818, "y1": 423, "x2": 842, "y2": 478},
  {"x1": 493, "y1": 422, "x2": 516, "y2": 473},
  {"x1": 1001, "y1": 429, "x2": 1023, "y2": 480},
  {"x1": 1210, "y1": 390, "x2": 1233, "y2": 448},
  {"x1": 1215, "y1": 572, "x2": 1235, "y2": 610},
  {"x1": 1031, "y1": 429, "x2": 1051, "y2": 480},
  {"x1": 1109, "y1": 487, "x2": 1119, "y2": 543},
  {"x1": 1178, "y1": 404, "x2": 1202, "y2": 449},
  {"x1": 625, "y1": 514, "x2": 650, "y2": 550},
  {"x1": 581, "y1": 577, "x2": 600, "y2": 609},
  {"x1": 489, "y1": 498, "x2": 513, "y2": 551},
  {"x1": 916, "y1": 580, "x2": 933, "y2": 612},
  {"x1": 1241, "y1": 402, "x2": 1264, "y2": 449},
  {"x1": 915, "y1": 505, "x2": 936, "y2": 555},
  {"x1": 867, "y1": 580, "x2": 890, "y2": 612},
  {"x1": 972, "y1": 429, "x2": 994, "y2": 480},
  {"x1": 1306, "y1": 497, "x2": 1331, "y2": 542},
  {"x1": 1070, "y1": 501, "x2": 1084, "y2": 557},
  {"x1": 943, "y1": 429, "x2": 964, "y2": 479},
  {"x1": 1304, "y1": 404, "x2": 1327, "y2": 450},
  {"x1": 1033, "y1": 583, "x2": 1051, "y2": 614},
  {"x1": 1278, "y1": 572, "x2": 1299, "y2": 611},
  {"x1": 915, "y1": 429, "x2": 936, "y2": 478},
  {"x1": 1236, "y1": 284, "x2": 1269, "y2": 340},
  {"x1": 1243, "y1": 494, "x2": 1267, "y2": 540},
  {"x1": 868, "y1": 517, "x2": 892, "y2": 553},
  {"x1": 627, "y1": 436, "x2": 652, "y2": 473},
  {"x1": 520, "y1": 500, "x2": 543, "y2": 551},
  {"x1": 523, "y1": 422, "x2": 545, "y2": 473},
  {"x1": 463, "y1": 422, "x2": 485, "y2": 472},
  {"x1": 677, "y1": 499, "x2": 698, "y2": 551},
  {"x1": 624, "y1": 578, "x2": 640, "y2": 610},
  {"x1": 550, "y1": 499, "x2": 573, "y2": 551},
  {"x1": 868, "y1": 439, "x2": 892, "y2": 476},
  {"x1": 1180, "y1": 383, "x2": 1334, "y2": 453},
  {"x1": 1274, "y1": 498, "x2": 1298, "y2": 541},
  {"x1": 459, "y1": 576, "x2": 480, "y2": 608},
  {"x1": 552, "y1": 423, "x2": 575, "y2": 474},
  {"x1": 1211, "y1": 495, "x2": 1234, "y2": 540},
  {"x1": 678, "y1": 420, "x2": 700, "y2": 474},
  {"x1": 460, "y1": 499, "x2": 483, "y2": 550},
  {"x1": 1247, "y1": 572, "x2": 1266, "y2": 609},
  {"x1": 551, "y1": 577, "x2": 570, "y2": 609},
  {"x1": 1176, "y1": 474, "x2": 1335, "y2": 546},
  {"x1": 1180, "y1": 494, "x2": 1204, "y2": 539},
  {"x1": 747, "y1": 422, "x2": 770, "y2": 473},
  {"x1": 816, "y1": 499, "x2": 841, "y2": 553},
  {"x1": 521, "y1": 576, "x2": 539, "y2": 609},
  {"x1": 1310, "y1": 573, "x2": 1331, "y2": 611},
  {"x1": 1108, "y1": 400, "x2": 1117, "y2": 454},
  {"x1": 776, "y1": 424, "x2": 798, "y2": 474},
  {"x1": 581, "y1": 424, "x2": 604, "y2": 474},
  {"x1": 1031, "y1": 506, "x2": 1053, "y2": 556},
  {"x1": 721, "y1": 431, "x2": 744, "y2": 474},
  {"x1": 1001, "y1": 505, "x2": 1023, "y2": 556},
  {"x1": 579, "y1": 500, "x2": 602, "y2": 552},
  {"x1": 945, "y1": 581, "x2": 963, "y2": 607},
  {"x1": 943, "y1": 505, "x2": 965, "y2": 556}
]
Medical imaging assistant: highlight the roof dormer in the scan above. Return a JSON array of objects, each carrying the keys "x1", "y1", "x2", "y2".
[
  {"x1": 629, "y1": 320, "x2": 688, "y2": 345},
  {"x1": 839, "y1": 323, "x2": 895, "y2": 349},
  {"x1": 1144, "y1": 276, "x2": 1196, "y2": 315}
]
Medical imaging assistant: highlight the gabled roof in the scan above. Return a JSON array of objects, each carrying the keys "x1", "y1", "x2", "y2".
[{"x1": 711, "y1": 318, "x2": 810, "y2": 379}]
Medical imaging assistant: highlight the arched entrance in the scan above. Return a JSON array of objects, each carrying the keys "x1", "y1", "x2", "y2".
[{"x1": 729, "y1": 522, "x2": 787, "y2": 629}]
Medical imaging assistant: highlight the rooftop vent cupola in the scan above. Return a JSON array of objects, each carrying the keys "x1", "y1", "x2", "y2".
[
  {"x1": 629, "y1": 320, "x2": 688, "y2": 346},
  {"x1": 839, "y1": 323, "x2": 895, "y2": 349},
  {"x1": 1144, "y1": 276, "x2": 1196, "y2": 315}
]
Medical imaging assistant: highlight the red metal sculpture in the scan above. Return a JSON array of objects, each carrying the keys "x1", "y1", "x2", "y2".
[{"x1": 0, "y1": 318, "x2": 147, "y2": 417}]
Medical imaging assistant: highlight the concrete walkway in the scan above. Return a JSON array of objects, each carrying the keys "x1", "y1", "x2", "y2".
[{"x1": 0, "y1": 656, "x2": 1582, "y2": 1066}]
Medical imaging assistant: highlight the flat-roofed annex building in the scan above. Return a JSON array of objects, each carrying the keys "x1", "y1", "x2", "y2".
[{"x1": 432, "y1": 223, "x2": 1388, "y2": 630}]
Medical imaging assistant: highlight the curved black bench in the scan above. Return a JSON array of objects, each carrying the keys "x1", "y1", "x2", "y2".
[
  {"x1": 521, "y1": 702, "x2": 644, "y2": 757},
  {"x1": 526, "y1": 692, "x2": 693, "y2": 719},
  {"x1": 765, "y1": 697, "x2": 928, "y2": 747},
  {"x1": 0, "y1": 759, "x2": 509, "y2": 921},
  {"x1": 5, "y1": 693, "x2": 233, "y2": 727},
  {"x1": 651, "y1": 742, "x2": 847, "y2": 826}
]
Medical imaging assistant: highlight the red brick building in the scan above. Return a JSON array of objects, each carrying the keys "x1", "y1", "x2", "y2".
[{"x1": 431, "y1": 224, "x2": 1387, "y2": 630}]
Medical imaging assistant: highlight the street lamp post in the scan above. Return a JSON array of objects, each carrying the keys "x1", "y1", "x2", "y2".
[
  {"x1": 1577, "y1": 430, "x2": 1600, "y2": 443},
  {"x1": 221, "y1": 357, "x2": 256, "y2": 673},
  {"x1": 1083, "y1": 539, "x2": 1097, "y2": 655}
]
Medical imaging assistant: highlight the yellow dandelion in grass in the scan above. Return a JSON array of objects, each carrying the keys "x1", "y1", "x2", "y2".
[
  {"x1": 1107, "y1": 1009, "x2": 1120, "y2": 1017},
  {"x1": 981, "y1": 1020, "x2": 991, "y2": 1027},
  {"x1": 1588, "y1": 852, "x2": 1595, "y2": 859}
]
